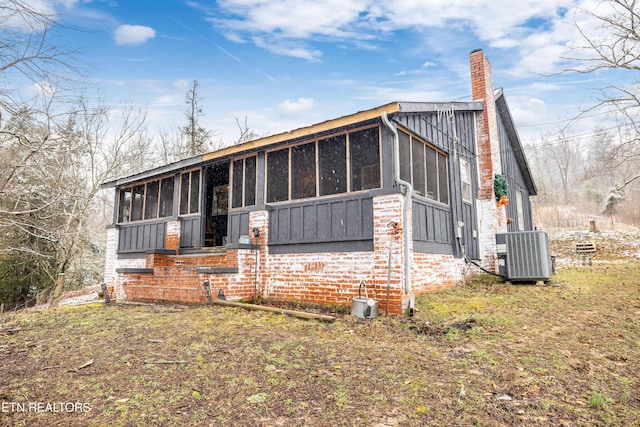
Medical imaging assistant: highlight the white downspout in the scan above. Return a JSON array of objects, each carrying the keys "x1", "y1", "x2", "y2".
[{"x1": 381, "y1": 112, "x2": 413, "y2": 308}]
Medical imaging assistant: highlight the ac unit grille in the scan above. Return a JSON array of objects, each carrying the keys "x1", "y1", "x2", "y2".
[{"x1": 496, "y1": 231, "x2": 552, "y2": 281}]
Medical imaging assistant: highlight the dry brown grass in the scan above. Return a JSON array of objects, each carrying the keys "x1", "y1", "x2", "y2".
[{"x1": 1, "y1": 262, "x2": 639, "y2": 426}]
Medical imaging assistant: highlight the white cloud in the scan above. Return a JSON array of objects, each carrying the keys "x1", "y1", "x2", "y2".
[
  {"x1": 508, "y1": 96, "x2": 548, "y2": 127},
  {"x1": 277, "y1": 97, "x2": 315, "y2": 116},
  {"x1": 114, "y1": 24, "x2": 156, "y2": 45},
  {"x1": 198, "y1": 0, "x2": 594, "y2": 77}
]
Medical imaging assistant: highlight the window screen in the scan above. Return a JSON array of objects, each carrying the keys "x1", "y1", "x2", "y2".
[
  {"x1": 398, "y1": 130, "x2": 411, "y2": 184},
  {"x1": 244, "y1": 156, "x2": 256, "y2": 206},
  {"x1": 159, "y1": 177, "x2": 174, "y2": 217},
  {"x1": 232, "y1": 159, "x2": 243, "y2": 209},
  {"x1": 180, "y1": 173, "x2": 190, "y2": 215},
  {"x1": 350, "y1": 127, "x2": 380, "y2": 191},
  {"x1": 437, "y1": 153, "x2": 449, "y2": 205},
  {"x1": 318, "y1": 135, "x2": 347, "y2": 196},
  {"x1": 267, "y1": 148, "x2": 289, "y2": 202},
  {"x1": 118, "y1": 188, "x2": 132, "y2": 223},
  {"x1": 144, "y1": 180, "x2": 159, "y2": 219},
  {"x1": 131, "y1": 185, "x2": 144, "y2": 221},
  {"x1": 412, "y1": 138, "x2": 426, "y2": 196},
  {"x1": 189, "y1": 170, "x2": 200, "y2": 214},
  {"x1": 425, "y1": 146, "x2": 438, "y2": 200},
  {"x1": 292, "y1": 142, "x2": 316, "y2": 199}
]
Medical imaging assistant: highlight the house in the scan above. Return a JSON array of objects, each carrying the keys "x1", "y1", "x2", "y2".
[{"x1": 102, "y1": 49, "x2": 537, "y2": 315}]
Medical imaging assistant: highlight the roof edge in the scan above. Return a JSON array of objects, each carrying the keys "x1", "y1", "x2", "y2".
[{"x1": 201, "y1": 102, "x2": 401, "y2": 162}]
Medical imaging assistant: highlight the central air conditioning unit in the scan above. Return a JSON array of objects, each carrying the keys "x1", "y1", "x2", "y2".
[{"x1": 496, "y1": 231, "x2": 553, "y2": 281}]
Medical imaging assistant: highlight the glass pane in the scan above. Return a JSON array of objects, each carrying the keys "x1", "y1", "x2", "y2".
[
  {"x1": 292, "y1": 142, "x2": 316, "y2": 199},
  {"x1": 159, "y1": 177, "x2": 174, "y2": 217},
  {"x1": 411, "y1": 138, "x2": 425, "y2": 196},
  {"x1": 131, "y1": 184, "x2": 144, "y2": 221},
  {"x1": 267, "y1": 148, "x2": 289, "y2": 203},
  {"x1": 180, "y1": 173, "x2": 190, "y2": 215},
  {"x1": 350, "y1": 128, "x2": 380, "y2": 191},
  {"x1": 118, "y1": 188, "x2": 131, "y2": 223},
  {"x1": 318, "y1": 135, "x2": 347, "y2": 196},
  {"x1": 232, "y1": 159, "x2": 243, "y2": 209},
  {"x1": 244, "y1": 156, "x2": 256, "y2": 206},
  {"x1": 461, "y1": 159, "x2": 472, "y2": 202},
  {"x1": 425, "y1": 146, "x2": 438, "y2": 200},
  {"x1": 190, "y1": 170, "x2": 200, "y2": 214},
  {"x1": 438, "y1": 153, "x2": 449, "y2": 205},
  {"x1": 398, "y1": 130, "x2": 411, "y2": 184},
  {"x1": 144, "y1": 180, "x2": 159, "y2": 219}
]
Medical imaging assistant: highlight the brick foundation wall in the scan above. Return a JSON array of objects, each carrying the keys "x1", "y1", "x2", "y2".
[
  {"x1": 257, "y1": 194, "x2": 407, "y2": 315},
  {"x1": 412, "y1": 253, "x2": 465, "y2": 293},
  {"x1": 104, "y1": 194, "x2": 470, "y2": 315}
]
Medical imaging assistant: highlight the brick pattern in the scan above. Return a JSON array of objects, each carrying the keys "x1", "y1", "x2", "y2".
[
  {"x1": 412, "y1": 253, "x2": 465, "y2": 292},
  {"x1": 470, "y1": 49, "x2": 507, "y2": 271},
  {"x1": 105, "y1": 192, "x2": 472, "y2": 314}
]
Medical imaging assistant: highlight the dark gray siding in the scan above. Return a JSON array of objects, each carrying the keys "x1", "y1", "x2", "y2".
[
  {"x1": 412, "y1": 199, "x2": 454, "y2": 254},
  {"x1": 180, "y1": 216, "x2": 202, "y2": 247},
  {"x1": 394, "y1": 111, "x2": 480, "y2": 259},
  {"x1": 268, "y1": 193, "x2": 374, "y2": 254},
  {"x1": 228, "y1": 211, "x2": 250, "y2": 243},
  {"x1": 497, "y1": 116, "x2": 533, "y2": 232},
  {"x1": 118, "y1": 221, "x2": 167, "y2": 253}
]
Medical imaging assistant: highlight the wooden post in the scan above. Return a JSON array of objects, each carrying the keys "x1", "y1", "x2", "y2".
[
  {"x1": 212, "y1": 299, "x2": 336, "y2": 322},
  {"x1": 0, "y1": 303, "x2": 4, "y2": 314},
  {"x1": 100, "y1": 283, "x2": 111, "y2": 303}
]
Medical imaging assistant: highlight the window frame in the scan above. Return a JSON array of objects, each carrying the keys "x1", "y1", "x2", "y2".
[
  {"x1": 460, "y1": 158, "x2": 472, "y2": 203},
  {"x1": 516, "y1": 191, "x2": 525, "y2": 231},
  {"x1": 117, "y1": 175, "x2": 175, "y2": 224},
  {"x1": 261, "y1": 124, "x2": 381, "y2": 205},
  {"x1": 397, "y1": 128, "x2": 450, "y2": 206},
  {"x1": 179, "y1": 169, "x2": 202, "y2": 216},
  {"x1": 231, "y1": 155, "x2": 258, "y2": 209}
]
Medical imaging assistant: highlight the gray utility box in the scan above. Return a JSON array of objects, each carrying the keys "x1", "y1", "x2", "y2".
[{"x1": 496, "y1": 231, "x2": 553, "y2": 281}]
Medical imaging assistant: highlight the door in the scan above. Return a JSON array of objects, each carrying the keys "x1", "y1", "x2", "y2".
[{"x1": 204, "y1": 162, "x2": 230, "y2": 247}]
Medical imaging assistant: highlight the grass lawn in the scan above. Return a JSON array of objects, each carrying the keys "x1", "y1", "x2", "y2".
[{"x1": 1, "y1": 262, "x2": 639, "y2": 426}]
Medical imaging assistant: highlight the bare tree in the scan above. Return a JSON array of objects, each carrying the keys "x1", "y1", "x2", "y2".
[
  {"x1": 0, "y1": 91, "x2": 152, "y2": 307},
  {"x1": 233, "y1": 116, "x2": 260, "y2": 145},
  {"x1": 0, "y1": 1, "x2": 155, "y2": 308},
  {"x1": 0, "y1": 0, "x2": 79, "y2": 116},
  {"x1": 181, "y1": 80, "x2": 213, "y2": 157},
  {"x1": 564, "y1": 0, "x2": 640, "y2": 189}
]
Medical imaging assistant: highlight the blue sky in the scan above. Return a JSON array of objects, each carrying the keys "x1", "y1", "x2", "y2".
[{"x1": 19, "y1": 0, "x2": 631, "y2": 145}]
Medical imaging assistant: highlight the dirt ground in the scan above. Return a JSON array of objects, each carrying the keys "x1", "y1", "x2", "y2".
[{"x1": 1, "y1": 262, "x2": 640, "y2": 426}]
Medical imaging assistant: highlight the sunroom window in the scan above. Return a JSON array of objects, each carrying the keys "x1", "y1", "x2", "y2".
[
  {"x1": 260, "y1": 125, "x2": 381, "y2": 205},
  {"x1": 231, "y1": 156, "x2": 257, "y2": 209},
  {"x1": 398, "y1": 129, "x2": 449, "y2": 205},
  {"x1": 180, "y1": 169, "x2": 201, "y2": 215},
  {"x1": 117, "y1": 176, "x2": 174, "y2": 223}
]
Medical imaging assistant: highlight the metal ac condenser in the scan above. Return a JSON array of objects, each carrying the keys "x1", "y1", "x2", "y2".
[{"x1": 496, "y1": 231, "x2": 553, "y2": 281}]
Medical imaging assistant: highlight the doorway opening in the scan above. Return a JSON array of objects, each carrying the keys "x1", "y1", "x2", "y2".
[{"x1": 204, "y1": 162, "x2": 229, "y2": 247}]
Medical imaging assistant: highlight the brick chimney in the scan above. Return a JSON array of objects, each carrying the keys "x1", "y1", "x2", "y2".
[
  {"x1": 470, "y1": 48, "x2": 502, "y2": 199},
  {"x1": 469, "y1": 49, "x2": 506, "y2": 269}
]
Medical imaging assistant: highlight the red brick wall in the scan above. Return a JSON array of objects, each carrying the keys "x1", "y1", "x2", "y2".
[
  {"x1": 107, "y1": 193, "x2": 472, "y2": 315},
  {"x1": 257, "y1": 195, "x2": 406, "y2": 314},
  {"x1": 470, "y1": 49, "x2": 507, "y2": 270}
]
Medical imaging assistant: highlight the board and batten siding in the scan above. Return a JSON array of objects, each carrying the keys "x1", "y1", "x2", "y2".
[
  {"x1": 117, "y1": 221, "x2": 167, "y2": 253},
  {"x1": 394, "y1": 111, "x2": 480, "y2": 259},
  {"x1": 179, "y1": 216, "x2": 202, "y2": 248},
  {"x1": 497, "y1": 113, "x2": 534, "y2": 232},
  {"x1": 267, "y1": 194, "x2": 374, "y2": 254}
]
